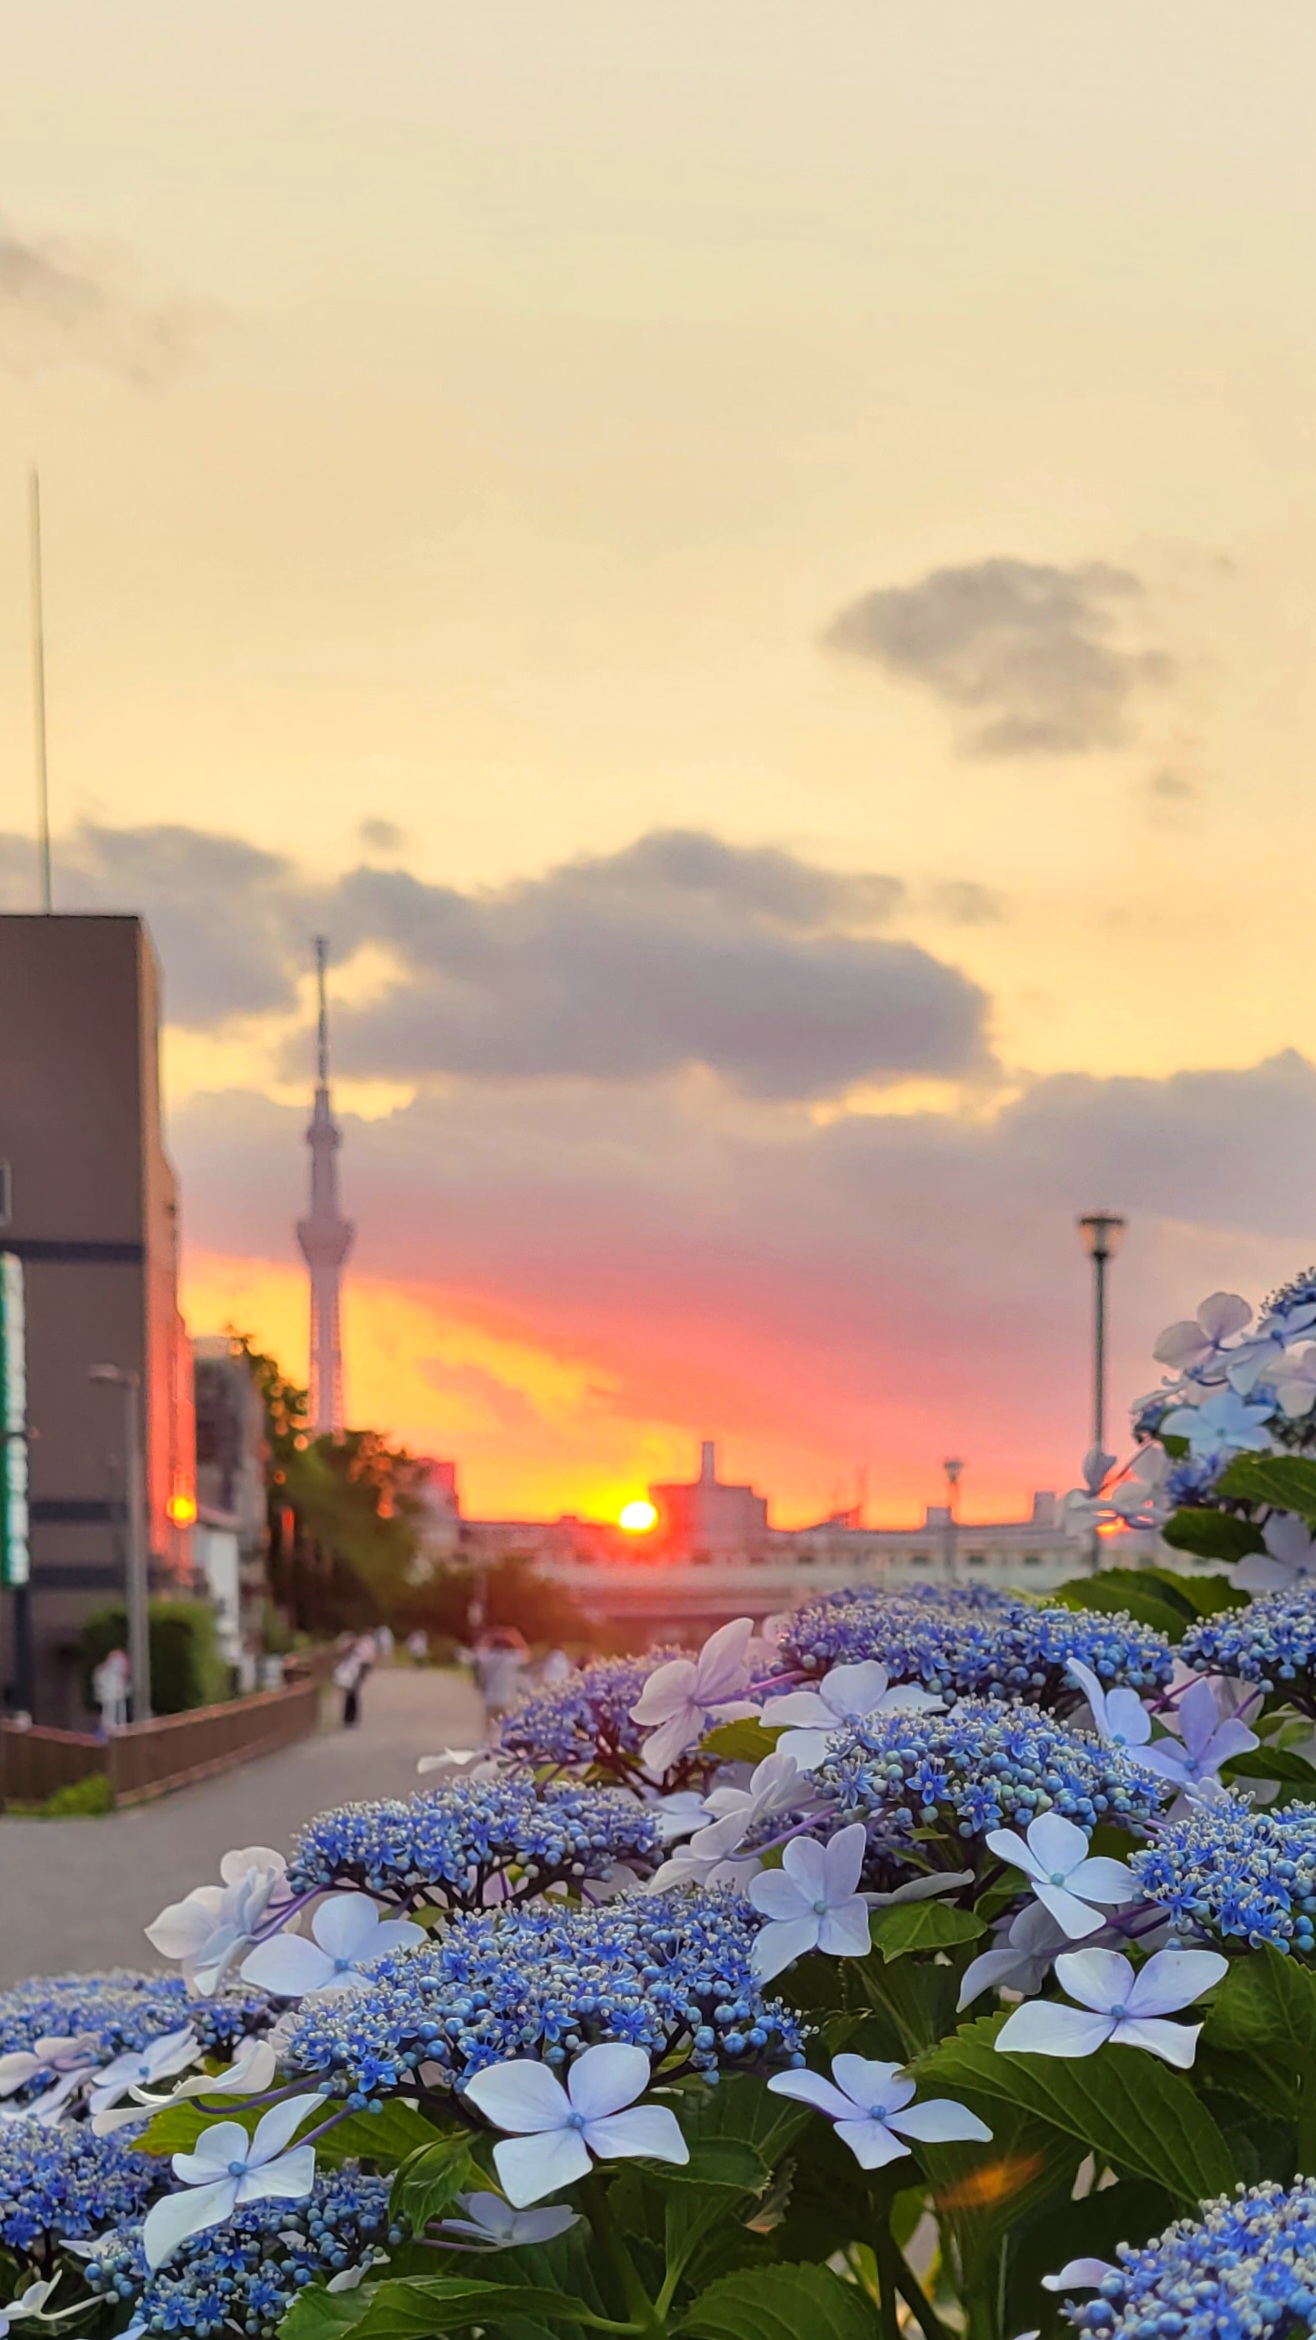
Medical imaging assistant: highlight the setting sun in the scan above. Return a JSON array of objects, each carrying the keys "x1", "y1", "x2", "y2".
[{"x1": 618, "y1": 1499, "x2": 658, "y2": 1534}]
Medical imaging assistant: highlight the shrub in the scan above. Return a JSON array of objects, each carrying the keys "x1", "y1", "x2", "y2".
[{"x1": 80, "y1": 1600, "x2": 231, "y2": 1718}]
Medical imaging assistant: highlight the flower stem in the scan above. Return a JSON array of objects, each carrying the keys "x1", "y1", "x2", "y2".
[{"x1": 586, "y1": 2182, "x2": 665, "y2": 2338}]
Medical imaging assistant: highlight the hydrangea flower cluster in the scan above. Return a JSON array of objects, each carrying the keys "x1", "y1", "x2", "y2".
[
  {"x1": 1061, "y1": 2178, "x2": 1316, "y2": 2338},
  {"x1": 0, "y1": 2118, "x2": 160, "y2": 2258},
  {"x1": 813, "y1": 1700, "x2": 1165, "y2": 1883},
  {"x1": 497, "y1": 1652, "x2": 694, "y2": 1782},
  {"x1": 0, "y1": 1972, "x2": 268, "y2": 2087},
  {"x1": 1131, "y1": 1796, "x2": 1316, "y2": 1954},
  {"x1": 284, "y1": 1889, "x2": 806, "y2": 2103},
  {"x1": 84, "y1": 2168, "x2": 396, "y2": 2337},
  {"x1": 1181, "y1": 1579, "x2": 1316, "y2": 1708},
  {"x1": 778, "y1": 1591, "x2": 1172, "y2": 1709},
  {"x1": 286, "y1": 1775, "x2": 660, "y2": 1905}
]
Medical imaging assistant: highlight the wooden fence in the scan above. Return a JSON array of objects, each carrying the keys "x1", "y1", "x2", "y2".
[{"x1": 0, "y1": 1676, "x2": 324, "y2": 1811}]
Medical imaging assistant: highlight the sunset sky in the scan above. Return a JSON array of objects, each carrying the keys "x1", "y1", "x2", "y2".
[{"x1": 2, "y1": 4, "x2": 1315, "y2": 1524}]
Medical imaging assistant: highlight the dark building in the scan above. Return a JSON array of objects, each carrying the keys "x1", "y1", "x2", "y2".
[{"x1": 0, "y1": 915, "x2": 194, "y2": 1724}]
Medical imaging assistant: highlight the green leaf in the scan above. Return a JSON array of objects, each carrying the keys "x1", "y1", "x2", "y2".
[
  {"x1": 1218, "y1": 1453, "x2": 1316, "y2": 1518},
  {"x1": 137, "y1": 2098, "x2": 267, "y2": 2158},
  {"x1": 390, "y1": 2134, "x2": 473, "y2": 2228},
  {"x1": 281, "y1": 2276, "x2": 607, "y2": 2340},
  {"x1": 917, "y1": 2012, "x2": 1236, "y2": 2202},
  {"x1": 1047, "y1": 1576, "x2": 1194, "y2": 1637},
  {"x1": 1161, "y1": 1510, "x2": 1264, "y2": 1565},
  {"x1": 677, "y1": 2262, "x2": 878, "y2": 2340},
  {"x1": 1200, "y1": 1946, "x2": 1316, "y2": 2119},
  {"x1": 700, "y1": 1719, "x2": 782, "y2": 1764},
  {"x1": 315, "y1": 2102, "x2": 450, "y2": 2171},
  {"x1": 1226, "y1": 1746, "x2": 1316, "y2": 1783},
  {"x1": 871, "y1": 1901, "x2": 985, "y2": 1962},
  {"x1": 1145, "y1": 1566, "x2": 1251, "y2": 1614},
  {"x1": 661, "y1": 2139, "x2": 769, "y2": 2191}
]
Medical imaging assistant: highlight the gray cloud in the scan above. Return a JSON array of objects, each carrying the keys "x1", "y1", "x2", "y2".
[
  {"x1": 0, "y1": 822, "x2": 990, "y2": 1100},
  {"x1": 825, "y1": 557, "x2": 1172, "y2": 755},
  {"x1": 926, "y1": 880, "x2": 1006, "y2": 926},
  {"x1": 328, "y1": 829, "x2": 980, "y2": 1097},
  {"x1": 0, "y1": 824, "x2": 302, "y2": 1024},
  {"x1": 0, "y1": 227, "x2": 199, "y2": 382}
]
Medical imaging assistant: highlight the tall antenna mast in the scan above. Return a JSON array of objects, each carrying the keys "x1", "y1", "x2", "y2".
[
  {"x1": 315, "y1": 933, "x2": 329, "y2": 1086},
  {"x1": 28, "y1": 469, "x2": 52, "y2": 914}
]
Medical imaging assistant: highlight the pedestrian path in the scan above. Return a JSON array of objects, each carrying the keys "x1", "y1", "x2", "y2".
[{"x1": 0, "y1": 1667, "x2": 485, "y2": 1988}]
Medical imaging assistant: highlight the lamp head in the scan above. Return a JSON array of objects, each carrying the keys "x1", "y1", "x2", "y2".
[{"x1": 1078, "y1": 1213, "x2": 1127, "y2": 1262}]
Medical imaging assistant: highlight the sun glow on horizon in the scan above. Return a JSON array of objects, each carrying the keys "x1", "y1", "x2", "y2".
[{"x1": 618, "y1": 1499, "x2": 658, "y2": 1534}]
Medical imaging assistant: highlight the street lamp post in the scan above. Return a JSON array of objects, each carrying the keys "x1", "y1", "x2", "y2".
[
  {"x1": 942, "y1": 1457, "x2": 963, "y2": 1583},
  {"x1": 89, "y1": 1366, "x2": 151, "y2": 1724},
  {"x1": 1077, "y1": 1214, "x2": 1127, "y2": 1572}
]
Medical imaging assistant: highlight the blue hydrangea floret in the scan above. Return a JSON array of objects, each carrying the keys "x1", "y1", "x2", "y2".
[
  {"x1": 778, "y1": 1590, "x2": 1172, "y2": 1709},
  {"x1": 812, "y1": 1698, "x2": 1166, "y2": 1884},
  {"x1": 286, "y1": 1775, "x2": 659, "y2": 1905},
  {"x1": 284, "y1": 1888, "x2": 806, "y2": 2103},
  {"x1": 85, "y1": 2166, "x2": 396, "y2": 2337},
  {"x1": 1061, "y1": 2177, "x2": 1316, "y2": 2338},
  {"x1": 0, "y1": 2117, "x2": 160, "y2": 2259},
  {"x1": 1131, "y1": 1795, "x2": 1316, "y2": 1955}
]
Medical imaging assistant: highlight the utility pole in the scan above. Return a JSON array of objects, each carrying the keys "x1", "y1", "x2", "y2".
[
  {"x1": 90, "y1": 1367, "x2": 151, "y2": 1723},
  {"x1": 29, "y1": 469, "x2": 52, "y2": 914},
  {"x1": 1077, "y1": 1215, "x2": 1127, "y2": 1574}
]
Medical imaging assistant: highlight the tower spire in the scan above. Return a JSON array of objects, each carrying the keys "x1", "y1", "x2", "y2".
[{"x1": 296, "y1": 937, "x2": 354, "y2": 1435}]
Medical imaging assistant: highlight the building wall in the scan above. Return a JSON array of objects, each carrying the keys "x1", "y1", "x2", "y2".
[{"x1": 0, "y1": 915, "x2": 191, "y2": 1723}]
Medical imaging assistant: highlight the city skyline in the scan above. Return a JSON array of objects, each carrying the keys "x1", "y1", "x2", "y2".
[{"x1": 1, "y1": 4, "x2": 1314, "y2": 1522}]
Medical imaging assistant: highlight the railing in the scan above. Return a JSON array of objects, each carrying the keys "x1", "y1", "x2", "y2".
[{"x1": 0, "y1": 1677, "x2": 324, "y2": 1811}]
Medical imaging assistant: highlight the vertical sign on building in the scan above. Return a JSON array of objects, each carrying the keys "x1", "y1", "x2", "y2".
[{"x1": 0, "y1": 1254, "x2": 29, "y2": 1589}]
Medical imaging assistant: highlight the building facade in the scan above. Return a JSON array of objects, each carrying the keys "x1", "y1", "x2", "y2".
[
  {"x1": 193, "y1": 1336, "x2": 270, "y2": 1687},
  {"x1": 458, "y1": 1443, "x2": 1171, "y2": 1645},
  {"x1": 0, "y1": 915, "x2": 194, "y2": 1723}
]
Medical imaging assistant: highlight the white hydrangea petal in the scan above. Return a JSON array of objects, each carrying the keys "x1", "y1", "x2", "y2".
[
  {"x1": 1108, "y1": 2017, "x2": 1201, "y2": 2067},
  {"x1": 493, "y1": 2127, "x2": 591, "y2": 2208},
  {"x1": 565, "y1": 2044, "x2": 649, "y2": 2124},
  {"x1": 584, "y1": 2105, "x2": 689, "y2": 2166},
  {"x1": 143, "y1": 2177, "x2": 238, "y2": 2272},
  {"x1": 240, "y1": 1936, "x2": 334, "y2": 1997},
  {"x1": 833, "y1": 2118, "x2": 909, "y2": 2170},
  {"x1": 995, "y1": 2003, "x2": 1114, "y2": 2059},
  {"x1": 464, "y1": 2059, "x2": 572, "y2": 2135}
]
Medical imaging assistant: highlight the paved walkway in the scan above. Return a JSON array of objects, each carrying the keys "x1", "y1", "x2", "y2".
[{"x1": 0, "y1": 1667, "x2": 485, "y2": 1988}]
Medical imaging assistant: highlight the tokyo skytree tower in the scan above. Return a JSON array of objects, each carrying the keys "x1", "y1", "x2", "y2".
[{"x1": 296, "y1": 938, "x2": 354, "y2": 1435}]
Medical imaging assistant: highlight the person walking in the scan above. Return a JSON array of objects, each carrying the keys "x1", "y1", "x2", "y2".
[{"x1": 334, "y1": 1633, "x2": 376, "y2": 1728}]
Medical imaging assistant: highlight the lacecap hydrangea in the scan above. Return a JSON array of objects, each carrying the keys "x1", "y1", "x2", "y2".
[
  {"x1": 497, "y1": 1651, "x2": 693, "y2": 1781},
  {"x1": 778, "y1": 1590, "x2": 1172, "y2": 1709},
  {"x1": 1181, "y1": 1579, "x2": 1316, "y2": 1709},
  {"x1": 85, "y1": 2166, "x2": 396, "y2": 2338},
  {"x1": 1131, "y1": 1796, "x2": 1316, "y2": 1955},
  {"x1": 813, "y1": 1698, "x2": 1165, "y2": 1882},
  {"x1": 286, "y1": 1774, "x2": 660, "y2": 1905},
  {"x1": 1063, "y1": 2178, "x2": 1316, "y2": 2339},
  {"x1": 0, "y1": 2117, "x2": 160, "y2": 2258},
  {"x1": 0, "y1": 1972, "x2": 269, "y2": 2091},
  {"x1": 285, "y1": 1888, "x2": 806, "y2": 2104}
]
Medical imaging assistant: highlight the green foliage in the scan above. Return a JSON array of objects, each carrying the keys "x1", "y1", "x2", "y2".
[
  {"x1": 1046, "y1": 1573, "x2": 1194, "y2": 1636},
  {"x1": 33, "y1": 1771, "x2": 113, "y2": 1817},
  {"x1": 1218, "y1": 1451, "x2": 1316, "y2": 1516},
  {"x1": 280, "y1": 2276, "x2": 608, "y2": 2340},
  {"x1": 1048, "y1": 1564, "x2": 1247, "y2": 1636},
  {"x1": 80, "y1": 1600, "x2": 230, "y2": 1717},
  {"x1": 676, "y1": 2264, "x2": 878, "y2": 2340},
  {"x1": 700, "y1": 1719, "x2": 783, "y2": 1765},
  {"x1": 389, "y1": 2134, "x2": 474, "y2": 2228},
  {"x1": 1161, "y1": 1507, "x2": 1264, "y2": 1564},
  {"x1": 918, "y1": 2013, "x2": 1236, "y2": 2201},
  {"x1": 870, "y1": 1901, "x2": 986, "y2": 1963},
  {"x1": 400, "y1": 1551, "x2": 592, "y2": 1650}
]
